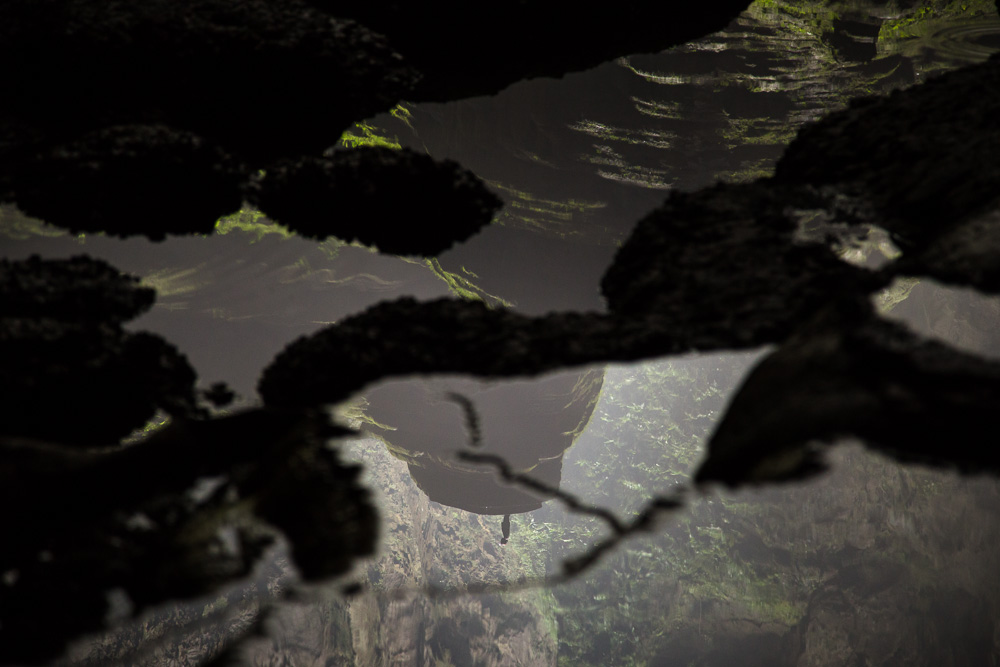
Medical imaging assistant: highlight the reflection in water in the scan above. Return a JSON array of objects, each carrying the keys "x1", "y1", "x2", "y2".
[
  {"x1": 880, "y1": 13, "x2": 1000, "y2": 70},
  {"x1": 360, "y1": 368, "x2": 604, "y2": 515},
  {"x1": 4, "y1": 1, "x2": 1000, "y2": 665}
]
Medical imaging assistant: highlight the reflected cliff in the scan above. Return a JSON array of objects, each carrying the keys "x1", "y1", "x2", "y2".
[
  {"x1": 3, "y1": 1, "x2": 1000, "y2": 666},
  {"x1": 360, "y1": 368, "x2": 604, "y2": 516}
]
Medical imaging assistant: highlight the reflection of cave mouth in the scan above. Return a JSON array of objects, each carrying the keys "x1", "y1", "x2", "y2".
[
  {"x1": 364, "y1": 368, "x2": 605, "y2": 515},
  {"x1": 408, "y1": 456, "x2": 563, "y2": 515},
  {"x1": 924, "y1": 18, "x2": 1000, "y2": 62}
]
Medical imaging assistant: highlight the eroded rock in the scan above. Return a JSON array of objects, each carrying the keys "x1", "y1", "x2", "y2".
[
  {"x1": 258, "y1": 297, "x2": 626, "y2": 408},
  {"x1": 893, "y1": 209, "x2": 1000, "y2": 294}
]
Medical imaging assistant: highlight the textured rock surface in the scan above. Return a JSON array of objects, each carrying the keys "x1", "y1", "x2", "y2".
[
  {"x1": 0, "y1": 254, "x2": 154, "y2": 323},
  {"x1": 775, "y1": 53, "x2": 1000, "y2": 253},
  {"x1": 600, "y1": 181, "x2": 887, "y2": 347},
  {"x1": 241, "y1": 438, "x2": 558, "y2": 667}
]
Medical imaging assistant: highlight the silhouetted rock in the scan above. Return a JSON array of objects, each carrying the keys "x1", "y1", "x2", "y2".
[
  {"x1": 696, "y1": 299, "x2": 1000, "y2": 487},
  {"x1": 0, "y1": 408, "x2": 375, "y2": 665},
  {"x1": 258, "y1": 297, "x2": 624, "y2": 407},
  {"x1": 305, "y1": 0, "x2": 754, "y2": 101},
  {"x1": 894, "y1": 209, "x2": 1000, "y2": 294},
  {"x1": 0, "y1": 255, "x2": 198, "y2": 446},
  {"x1": 775, "y1": 53, "x2": 1000, "y2": 252},
  {"x1": 249, "y1": 147, "x2": 503, "y2": 255},
  {"x1": 257, "y1": 226, "x2": 880, "y2": 408},
  {"x1": 0, "y1": 0, "x2": 418, "y2": 164},
  {"x1": 0, "y1": 254, "x2": 154, "y2": 323},
  {"x1": 10, "y1": 125, "x2": 244, "y2": 240},
  {"x1": 253, "y1": 433, "x2": 377, "y2": 581},
  {"x1": 601, "y1": 181, "x2": 888, "y2": 348}
]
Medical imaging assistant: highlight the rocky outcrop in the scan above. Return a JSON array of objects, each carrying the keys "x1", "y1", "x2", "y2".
[
  {"x1": 244, "y1": 438, "x2": 558, "y2": 667},
  {"x1": 0, "y1": 255, "x2": 197, "y2": 445},
  {"x1": 248, "y1": 147, "x2": 503, "y2": 255},
  {"x1": 10, "y1": 125, "x2": 244, "y2": 240},
  {"x1": 303, "y1": 0, "x2": 754, "y2": 102}
]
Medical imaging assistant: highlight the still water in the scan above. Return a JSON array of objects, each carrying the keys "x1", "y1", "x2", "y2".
[{"x1": 4, "y1": 1, "x2": 1000, "y2": 665}]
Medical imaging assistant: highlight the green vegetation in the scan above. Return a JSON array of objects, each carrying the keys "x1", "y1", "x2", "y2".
[
  {"x1": 214, "y1": 207, "x2": 294, "y2": 241},
  {"x1": 338, "y1": 120, "x2": 404, "y2": 150},
  {"x1": 488, "y1": 342, "x2": 998, "y2": 665},
  {"x1": 0, "y1": 206, "x2": 70, "y2": 240},
  {"x1": 139, "y1": 266, "x2": 208, "y2": 308},
  {"x1": 419, "y1": 257, "x2": 513, "y2": 307},
  {"x1": 874, "y1": 277, "x2": 920, "y2": 313},
  {"x1": 880, "y1": 0, "x2": 997, "y2": 42},
  {"x1": 717, "y1": 113, "x2": 798, "y2": 150}
]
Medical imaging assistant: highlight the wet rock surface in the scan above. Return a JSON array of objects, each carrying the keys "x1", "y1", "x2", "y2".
[{"x1": 249, "y1": 147, "x2": 503, "y2": 255}]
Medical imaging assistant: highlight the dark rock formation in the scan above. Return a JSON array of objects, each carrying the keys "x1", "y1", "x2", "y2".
[
  {"x1": 0, "y1": 254, "x2": 154, "y2": 323},
  {"x1": 0, "y1": 0, "x2": 418, "y2": 164},
  {"x1": 0, "y1": 257, "x2": 377, "y2": 664},
  {"x1": 775, "y1": 52, "x2": 1000, "y2": 253},
  {"x1": 893, "y1": 207, "x2": 1000, "y2": 294},
  {"x1": 249, "y1": 147, "x2": 503, "y2": 255},
  {"x1": 361, "y1": 368, "x2": 604, "y2": 515},
  {"x1": 261, "y1": 49, "x2": 1000, "y2": 494},
  {"x1": 5, "y1": 2, "x2": 1000, "y2": 663},
  {"x1": 0, "y1": 0, "x2": 420, "y2": 241},
  {"x1": 0, "y1": 408, "x2": 375, "y2": 665},
  {"x1": 601, "y1": 181, "x2": 888, "y2": 347},
  {"x1": 258, "y1": 298, "x2": 621, "y2": 407},
  {"x1": 10, "y1": 125, "x2": 244, "y2": 240},
  {"x1": 256, "y1": 185, "x2": 886, "y2": 412},
  {"x1": 305, "y1": 0, "x2": 755, "y2": 101},
  {"x1": 0, "y1": 255, "x2": 198, "y2": 446},
  {"x1": 252, "y1": 427, "x2": 378, "y2": 581},
  {"x1": 696, "y1": 298, "x2": 1000, "y2": 487}
]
